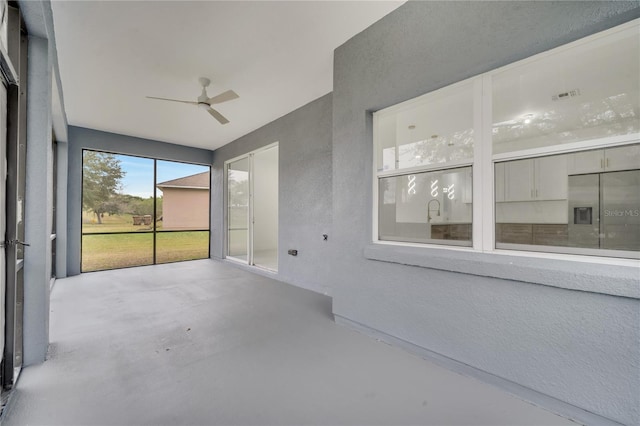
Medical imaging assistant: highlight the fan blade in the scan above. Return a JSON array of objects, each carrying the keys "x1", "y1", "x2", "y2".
[
  {"x1": 146, "y1": 96, "x2": 198, "y2": 105},
  {"x1": 208, "y1": 107, "x2": 230, "y2": 125},
  {"x1": 207, "y1": 90, "x2": 239, "y2": 105}
]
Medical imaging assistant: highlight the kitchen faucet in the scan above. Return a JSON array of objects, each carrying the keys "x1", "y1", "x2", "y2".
[{"x1": 427, "y1": 199, "x2": 441, "y2": 222}]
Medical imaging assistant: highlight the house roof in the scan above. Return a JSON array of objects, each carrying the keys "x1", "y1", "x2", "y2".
[{"x1": 156, "y1": 171, "x2": 210, "y2": 190}]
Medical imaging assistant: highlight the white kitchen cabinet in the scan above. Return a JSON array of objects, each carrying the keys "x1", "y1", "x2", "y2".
[
  {"x1": 504, "y1": 159, "x2": 534, "y2": 201},
  {"x1": 567, "y1": 150, "x2": 604, "y2": 174},
  {"x1": 497, "y1": 155, "x2": 568, "y2": 202},
  {"x1": 535, "y1": 155, "x2": 567, "y2": 200},
  {"x1": 567, "y1": 144, "x2": 640, "y2": 175},
  {"x1": 605, "y1": 145, "x2": 640, "y2": 172}
]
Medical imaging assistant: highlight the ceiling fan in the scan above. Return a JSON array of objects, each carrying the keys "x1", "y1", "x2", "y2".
[{"x1": 146, "y1": 77, "x2": 238, "y2": 125}]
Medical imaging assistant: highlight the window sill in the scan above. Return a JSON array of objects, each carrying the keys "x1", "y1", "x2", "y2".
[{"x1": 364, "y1": 242, "x2": 640, "y2": 299}]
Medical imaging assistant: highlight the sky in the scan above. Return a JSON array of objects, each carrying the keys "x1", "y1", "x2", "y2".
[{"x1": 117, "y1": 155, "x2": 209, "y2": 198}]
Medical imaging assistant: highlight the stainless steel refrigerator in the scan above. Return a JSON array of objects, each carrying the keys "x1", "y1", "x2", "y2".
[{"x1": 568, "y1": 170, "x2": 640, "y2": 252}]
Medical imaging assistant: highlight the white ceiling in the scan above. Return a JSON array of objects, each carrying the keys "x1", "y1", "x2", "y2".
[{"x1": 51, "y1": 1, "x2": 404, "y2": 151}]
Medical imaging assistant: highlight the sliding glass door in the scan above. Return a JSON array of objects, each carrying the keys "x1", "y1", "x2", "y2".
[
  {"x1": 3, "y1": 12, "x2": 27, "y2": 389},
  {"x1": 252, "y1": 145, "x2": 279, "y2": 269},
  {"x1": 81, "y1": 150, "x2": 210, "y2": 272},
  {"x1": 226, "y1": 144, "x2": 278, "y2": 271},
  {"x1": 227, "y1": 157, "x2": 249, "y2": 262}
]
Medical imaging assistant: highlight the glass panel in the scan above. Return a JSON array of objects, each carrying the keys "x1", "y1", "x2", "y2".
[
  {"x1": 156, "y1": 160, "x2": 210, "y2": 231},
  {"x1": 600, "y1": 170, "x2": 640, "y2": 251},
  {"x1": 156, "y1": 231, "x2": 210, "y2": 264},
  {"x1": 81, "y1": 233, "x2": 153, "y2": 272},
  {"x1": 376, "y1": 81, "x2": 475, "y2": 172},
  {"x1": 227, "y1": 157, "x2": 249, "y2": 261},
  {"x1": 495, "y1": 147, "x2": 640, "y2": 257},
  {"x1": 16, "y1": 195, "x2": 23, "y2": 260},
  {"x1": 253, "y1": 146, "x2": 278, "y2": 271},
  {"x1": 16, "y1": 117, "x2": 25, "y2": 260},
  {"x1": 155, "y1": 160, "x2": 210, "y2": 265},
  {"x1": 51, "y1": 237, "x2": 56, "y2": 278},
  {"x1": 15, "y1": 267, "x2": 23, "y2": 369},
  {"x1": 82, "y1": 152, "x2": 154, "y2": 234},
  {"x1": 82, "y1": 151, "x2": 154, "y2": 271},
  {"x1": 379, "y1": 166, "x2": 472, "y2": 245},
  {"x1": 492, "y1": 30, "x2": 640, "y2": 154}
]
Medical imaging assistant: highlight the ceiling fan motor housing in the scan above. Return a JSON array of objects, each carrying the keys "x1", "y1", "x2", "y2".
[{"x1": 198, "y1": 87, "x2": 210, "y2": 104}]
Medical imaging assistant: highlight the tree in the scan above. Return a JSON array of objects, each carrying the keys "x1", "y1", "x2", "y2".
[
  {"x1": 111, "y1": 193, "x2": 162, "y2": 219},
  {"x1": 82, "y1": 151, "x2": 125, "y2": 224},
  {"x1": 228, "y1": 173, "x2": 248, "y2": 207}
]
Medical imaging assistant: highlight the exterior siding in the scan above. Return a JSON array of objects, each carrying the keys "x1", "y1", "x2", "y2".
[{"x1": 160, "y1": 187, "x2": 209, "y2": 229}]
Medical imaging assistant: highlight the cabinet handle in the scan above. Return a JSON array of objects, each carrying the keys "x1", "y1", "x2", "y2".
[
  {"x1": 600, "y1": 158, "x2": 604, "y2": 169},
  {"x1": 535, "y1": 189, "x2": 538, "y2": 197},
  {"x1": 606, "y1": 158, "x2": 610, "y2": 168}
]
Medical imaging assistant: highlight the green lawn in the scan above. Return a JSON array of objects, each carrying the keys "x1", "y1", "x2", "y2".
[
  {"x1": 82, "y1": 212, "x2": 156, "y2": 233},
  {"x1": 156, "y1": 232, "x2": 210, "y2": 264},
  {"x1": 82, "y1": 231, "x2": 209, "y2": 272}
]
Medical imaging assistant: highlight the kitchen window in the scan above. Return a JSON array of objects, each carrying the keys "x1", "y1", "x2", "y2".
[
  {"x1": 379, "y1": 166, "x2": 472, "y2": 246},
  {"x1": 495, "y1": 146, "x2": 640, "y2": 258},
  {"x1": 374, "y1": 78, "x2": 478, "y2": 246},
  {"x1": 373, "y1": 19, "x2": 639, "y2": 259}
]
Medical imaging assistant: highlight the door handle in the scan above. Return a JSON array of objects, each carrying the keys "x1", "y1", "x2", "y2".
[{"x1": 1, "y1": 239, "x2": 30, "y2": 248}]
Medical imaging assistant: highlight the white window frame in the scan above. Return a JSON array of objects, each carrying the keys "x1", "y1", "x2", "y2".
[
  {"x1": 372, "y1": 18, "x2": 640, "y2": 266},
  {"x1": 372, "y1": 76, "x2": 481, "y2": 249}
]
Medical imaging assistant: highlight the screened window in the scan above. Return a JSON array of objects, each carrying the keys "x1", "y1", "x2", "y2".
[{"x1": 81, "y1": 150, "x2": 210, "y2": 272}]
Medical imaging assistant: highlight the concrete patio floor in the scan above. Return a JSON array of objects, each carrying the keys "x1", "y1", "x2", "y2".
[{"x1": 3, "y1": 259, "x2": 578, "y2": 425}]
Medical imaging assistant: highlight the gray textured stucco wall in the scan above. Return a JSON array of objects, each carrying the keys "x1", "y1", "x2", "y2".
[
  {"x1": 23, "y1": 35, "x2": 53, "y2": 366},
  {"x1": 331, "y1": 2, "x2": 640, "y2": 425},
  {"x1": 56, "y1": 141, "x2": 68, "y2": 278},
  {"x1": 211, "y1": 94, "x2": 333, "y2": 295},
  {"x1": 66, "y1": 126, "x2": 214, "y2": 276}
]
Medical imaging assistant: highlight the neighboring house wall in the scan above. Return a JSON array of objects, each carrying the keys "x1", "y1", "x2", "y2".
[
  {"x1": 66, "y1": 126, "x2": 213, "y2": 276},
  {"x1": 211, "y1": 93, "x2": 333, "y2": 295},
  {"x1": 330, "y1": 2, "x2": 640, "y2": 426},
  {"x1": 160, "y1": 187, "x2": 209, "y2": 229}
]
